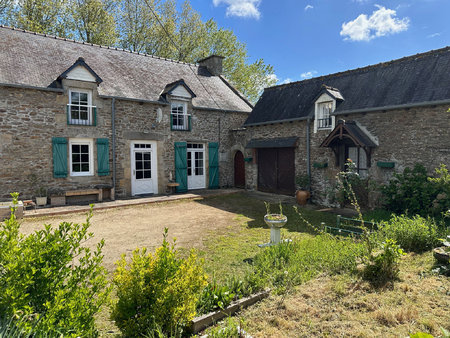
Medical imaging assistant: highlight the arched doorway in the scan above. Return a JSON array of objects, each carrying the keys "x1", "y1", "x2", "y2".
[{"x1": 234, "y1": 151, "x2": 245, "y2": 188}]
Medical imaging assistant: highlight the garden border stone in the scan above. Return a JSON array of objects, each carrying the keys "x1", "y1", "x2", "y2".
[{"x1": 190, "y1": 289, "x2": 270, "y2": 334}]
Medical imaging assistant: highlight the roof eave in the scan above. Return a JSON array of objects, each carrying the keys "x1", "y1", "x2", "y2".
[{"x1": 333, "y1": 99, "x2": 450, "y2": 115}]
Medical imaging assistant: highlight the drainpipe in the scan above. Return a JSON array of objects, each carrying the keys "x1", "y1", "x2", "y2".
[
  {"x1": 111, "y1": 98, "x2": 116, "y2": 200},
  {"x1": 306, "y1": 117, "x2": 311, "y2": 193}
]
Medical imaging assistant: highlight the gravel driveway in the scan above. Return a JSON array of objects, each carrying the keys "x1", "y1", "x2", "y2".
[{"x1": 19, "y1": 198, "x2": 241, "y2": 272}]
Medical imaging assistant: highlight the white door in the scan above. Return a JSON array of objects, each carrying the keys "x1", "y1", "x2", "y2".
[
  {"x1": 131, "y1": 142, "x2": 157, "y2": 195},
  {"x1": 187, "y1": 143, "x2": 205, "y2": 190}
]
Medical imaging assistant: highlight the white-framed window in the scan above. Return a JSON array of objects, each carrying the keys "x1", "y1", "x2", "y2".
[
  {"x1": 348, "y1": 146, "x2": 368, "y2": 178},
  {"x1": 317, "y1": 101, "x2": 333, "y2": 130},
  {"x1": 69, "y1": 138, "x2": 94, "y2": 176},
  {"x1": 171, "y1": 101, "x2": 190, "y2": 131},
  {"x1": 68, "y1": 89, "x2": 95, "y2": 125}
]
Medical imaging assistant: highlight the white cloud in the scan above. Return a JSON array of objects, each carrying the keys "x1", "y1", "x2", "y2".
[
  {"x1": 304, "y1": 4, "x2": 313, "y2": 11},
  {"x1": 427, "y1": 32, "x2": 440, "y2": 38},
  {"x1": 340, "y1": 5, "x2": 409, "y2": 42},
  {"x1": 300, "y1": 71, "x2": 317, "y2": 79},
  {"x1": 280, "y1": 78, "x2": 292, "y2": 84},
  {"x1": 213, "y1": 0, "x2": 261, "y2": 19}
]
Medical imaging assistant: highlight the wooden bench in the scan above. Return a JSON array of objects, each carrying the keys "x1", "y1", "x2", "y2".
[
  {"x1": 65, "y1": 188, "x2": 103, "y2": 202},
  {"x1": 166, "y1": 182, "x2": 180, "y2": 194}
]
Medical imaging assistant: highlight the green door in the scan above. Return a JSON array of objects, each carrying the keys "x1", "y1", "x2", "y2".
[
  {"x1": 208, "y1": 142, "x2": 219, "y2": 189},
  {"x1": 174, "y1": 142, "x2": 187, "y2": 192}
]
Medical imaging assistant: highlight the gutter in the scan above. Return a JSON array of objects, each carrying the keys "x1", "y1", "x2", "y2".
[
  {"x1": 194, "y1": 105, "x2": 251, "y2": 114},
  {"x1": 111, "y1": 98, "x2": 116, "y2": 200},
  {"x1": 332, "y1": 99, "x2": 450, "y2": 116},
  {"x1": 99, "y1": 94, "x2": 168, "y2": 106},
  {"x1": 0, "y1": 82, "x2": 64, "y2": 93},
  {"x1": 306, "y1": 118, "x2": 311, "y2": 194},
  {"x1": 244, "y1": 116, "x2": 310, "y2": 127}
]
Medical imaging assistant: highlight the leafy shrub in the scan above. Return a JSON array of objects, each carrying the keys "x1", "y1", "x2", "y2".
[
  {"x1": 381, "y1": 163, "x2": 450, "y2": 217},
  {"x1": 111, "y1": 229, "x2": 207, "y2": 337},
  {"x1": 197, "y1": 281, "x2": 235, "y2": 315},
  {"x1": 0, "y1": 194, "x2": 109, "y2": 336},
  {"x1": 376, "y1": 215, "x2": 439, "y2": 252},
  {"x1": 363, "y1": 239, "x2": 405, "y2": 285}
]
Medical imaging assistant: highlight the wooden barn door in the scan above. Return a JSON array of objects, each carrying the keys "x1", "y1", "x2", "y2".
[
  {"x1": 234, "y1": 151, "x2": 245, "y2": 188},
  {"x1": 257, "y1": 148, "x2": 295, "y2": 195}
]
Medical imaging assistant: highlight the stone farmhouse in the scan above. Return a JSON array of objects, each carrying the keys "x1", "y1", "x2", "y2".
[
  {"x1": 0, "y1": 26, "x2": 252, "y2": 202},
  {"x1": 234, "y1": 47, "x2": 450, "y2": 205}
]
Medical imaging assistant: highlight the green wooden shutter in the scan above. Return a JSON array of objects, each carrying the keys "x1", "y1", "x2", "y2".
[
  {"x1": 96, "y1": 138, "x2": 110, "y2": 176},
  {"x1": 52, "y1": 137, "x2": 67, "y2": 178},
  {"x1": 174, "y1": 142, "x2": 187, "y2": 192},
  {"x1": 208, "y1": 142, "x2": 219, "y2": 189}
]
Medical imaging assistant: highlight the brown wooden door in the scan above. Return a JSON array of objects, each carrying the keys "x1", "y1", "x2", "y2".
[
  {"x1": 257, "y1": 148, "x2": 295, "y2": 195},
  {"x1": 234, "y1": 151, "x2": 245, "y2": 188}
]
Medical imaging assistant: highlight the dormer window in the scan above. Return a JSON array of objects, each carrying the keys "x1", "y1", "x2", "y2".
[
  {"x1": 67, "y1": 89, "x2": 96, "y2": 126},
  {"x1": 171, "y1": 101, "x2": 191, "y2": 131},
  {"x1": 317, "y1": 101, "x2": 333, "y2": 130}
]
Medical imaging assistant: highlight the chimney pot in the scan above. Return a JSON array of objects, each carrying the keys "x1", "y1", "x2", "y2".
[{"x1": 198, "y1": 55, "x2": 224, "y2": 76}]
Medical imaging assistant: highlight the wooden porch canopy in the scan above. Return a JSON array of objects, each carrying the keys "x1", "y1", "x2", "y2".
[
  {"x1": 320, "y1": 120, "x2": 376, "y2": 149},
  {"x1": 320, "y1": 120, "x2": 377, "y2": 166}
]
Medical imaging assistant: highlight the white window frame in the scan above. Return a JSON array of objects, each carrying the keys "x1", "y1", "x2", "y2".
[
  {"x1": 69, "y1": 138, "x2": 94, "y2": 176},
  {"x1": 314, "y1": 94, "x2": 336, "y2": 133},
  {"x1": 171, "y1": 100, "x2": 190, "y2": 130},
  {"x1": 68, "y1": 89, "x2": 93, "y2": 125}
]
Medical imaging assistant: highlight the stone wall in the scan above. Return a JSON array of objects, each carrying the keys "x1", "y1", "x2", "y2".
[
  {"x1": 0, "y1": 86, "x2": 112, "y2": 200},
  {"x1": 0, "y1": 85, "x2": 249, "y2": 200},
  {"x1": 236, "y1": 104, "x2": 449, "y2": 206}
]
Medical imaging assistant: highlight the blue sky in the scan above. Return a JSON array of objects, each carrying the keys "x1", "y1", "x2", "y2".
[{"x1": 189, "y1": 0, "x2": 449, "y2": 85}]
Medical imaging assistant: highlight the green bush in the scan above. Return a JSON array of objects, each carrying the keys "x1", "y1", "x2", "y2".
[
  {"x1": 381, "y1": 163, "x2": 450, "y2": 217},
  {"x1": 111, "y1": 229, "x2": 207, "y2": 337},
  {"x1": 377, "y1": 215, "x2": 440, "y2": 252},
  {"x1": 363, "y1": 239, "x2": 405, "y2": 285},
  {"x1": 0, "y1": 194, "x2": 109, "y2": 336}
]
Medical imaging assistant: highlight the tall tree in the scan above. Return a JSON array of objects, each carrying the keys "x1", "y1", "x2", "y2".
[
  {"x1": 116, "y1": 0, "x2": 275, "y2": 103},
  {"x1": 0, "y1": 0, "x2": 11, "y2": 19},
  {"x1": 9, "y1": 0, "x2": 69, "y2": 37},
  {"x1": 70, "y1": 0, "x2": 117, "y2": 45}
]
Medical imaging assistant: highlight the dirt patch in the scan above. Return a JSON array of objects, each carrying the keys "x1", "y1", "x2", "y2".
[{"x1": 19, "y1": 198, "x2": 240, "y2": 272}]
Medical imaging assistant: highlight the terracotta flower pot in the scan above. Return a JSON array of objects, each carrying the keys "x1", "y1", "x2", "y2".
[{"x1": 295, "y1": 190, "x2": 310, "y2": 205}]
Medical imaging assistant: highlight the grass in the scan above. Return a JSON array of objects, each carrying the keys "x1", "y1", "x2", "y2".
[{"x1": 87, "y1": 192, "x2": 449, "y2": 336}]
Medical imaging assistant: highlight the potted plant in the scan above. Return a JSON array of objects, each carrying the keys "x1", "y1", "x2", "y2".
[
  {"x1": 35, "y1": 186, "x2": 48, "y2": 206},
  {"x1": 29, "y1": 173, "x2": 47, "y2": 206},
  {"x1": 295, "y1": 174, "x2": 310, "y2": 205}
]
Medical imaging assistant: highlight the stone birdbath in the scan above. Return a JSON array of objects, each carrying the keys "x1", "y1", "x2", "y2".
[
  {"x1": 258, "y1": 214, "x2": 288, "y2": 247},
  {"x1": 433, "y1": 235, "x2": 450, "y2": 265}
]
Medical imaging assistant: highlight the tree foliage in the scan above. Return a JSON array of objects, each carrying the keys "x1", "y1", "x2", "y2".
[{"x1": 1, "y1": 0, "x2": 276, "y2": 102}]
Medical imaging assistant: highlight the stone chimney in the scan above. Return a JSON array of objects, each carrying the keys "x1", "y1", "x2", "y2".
[{"x1": 198, "y1": 55, "x2": 224, "y2": 76}]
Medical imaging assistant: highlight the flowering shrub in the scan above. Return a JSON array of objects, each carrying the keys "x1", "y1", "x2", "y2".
[
  {"x1": 381, "y1": 163, "x2": 449, "y2": 217},
  {"x1": 111, "y1": 229, "x2": 207, "y2": 337}
]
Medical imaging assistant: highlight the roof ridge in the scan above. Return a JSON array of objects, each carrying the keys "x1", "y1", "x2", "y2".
[
  {"x1": 0, "y1": 24, "x2": 199, "y2": 67},
  {"x1": 266, "y1": 45, "x2": 450, "y2": 91}
]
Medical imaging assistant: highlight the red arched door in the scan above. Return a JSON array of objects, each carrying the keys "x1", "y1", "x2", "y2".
[{"x1": 234, "y1": 151, "x2": 245, "y2": 188}]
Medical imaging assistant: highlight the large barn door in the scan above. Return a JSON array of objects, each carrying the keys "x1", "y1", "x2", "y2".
[{"x1": 257, "y1": 148, "x2": 295, "y2": 196}]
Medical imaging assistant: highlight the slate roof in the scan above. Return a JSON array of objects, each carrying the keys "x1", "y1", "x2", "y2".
[
  {"x1": 245, "y1": 47, "x2": 450, "y2": 126},
  {"x1": 0, "y1": 26, "x2": 252, "y2": 113}
]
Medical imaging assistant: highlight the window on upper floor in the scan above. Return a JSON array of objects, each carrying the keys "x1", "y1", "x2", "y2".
[
  {"x1": 316, "y1": 101, "x2": 333, "y2": 130},
  {"x1": 69, "y1": 138, "x2": 94, "y2": 176},
  {"x1": 170, "y1": 101, "x2": 191, "y2": 131},
  {"x1": 67, "y1": 89, "x2": 96, "y2": 126}
]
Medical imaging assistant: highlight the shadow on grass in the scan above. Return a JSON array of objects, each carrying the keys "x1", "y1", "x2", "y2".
[{"x1": 193, "y1": 191, "x2": 337, "y2": 236}]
